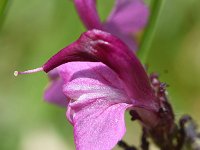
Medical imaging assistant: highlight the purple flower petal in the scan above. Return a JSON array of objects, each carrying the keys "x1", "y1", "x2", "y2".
[
  {"x1": 42, "y1": 30, "x2": 156, "y2": 108},
  {"x1": 47, "y1": 68, "x2": 60, "y2": 80},
  {"x1": 74, "y1": 0, "x2": 102, "y2": 30},
  {"x1": 44, "y1": 69, "x2": 68, "y2": 107},
  {"x1": 58, "y1": 62, "x2": 130, "y2": 104},
  {"x1": 58, "y1": 62, "x2": 127, "y2": 91},
  {"x1": 73, "y1": 101, "x2": 130, "y2": 150},
  {"x1": 44, "y1": 78, "x2": 68, "y2": 107},
  {"x1": 106, "y1": 0, "x2": 149, "y2": 34},
  {"x1": 57, "y1": 62, "x2": 132, "y2": 149}
]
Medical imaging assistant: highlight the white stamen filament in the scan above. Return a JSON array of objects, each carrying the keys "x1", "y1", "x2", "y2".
[{"x1": 14, "y1": 67, "x2": 43, "y2": 77}]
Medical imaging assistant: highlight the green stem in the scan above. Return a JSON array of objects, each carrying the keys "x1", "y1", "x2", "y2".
[
  {"x1": 137, "y1": 0, "x2": 165, "y2": 64},
  {"x1": 0, "y1": 0, "x2": 10, "y2": 31}
]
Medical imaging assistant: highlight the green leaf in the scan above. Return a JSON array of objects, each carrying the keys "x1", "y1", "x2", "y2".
[
  {"x1": 137, "y1": 0, "x2": 165, "y2": 64},
  {"x1": 0, "y1": 0, "x2": 10, "y2": 31}
]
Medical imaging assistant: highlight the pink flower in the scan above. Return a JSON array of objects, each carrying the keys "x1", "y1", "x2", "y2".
[
  {"x1": 17, "y1": 30, "x2": 164, "y2": 150},
  {"x1": 74, "y1": 0, "x2": 149, "y2": 51},
  {"x1": 44, "y1": 0, "x2": 149, "y2": 107}
]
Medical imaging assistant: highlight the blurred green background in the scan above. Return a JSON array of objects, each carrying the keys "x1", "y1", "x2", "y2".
[{"x1": 0, "y1": 0, "x2": 200, "y2": 150}]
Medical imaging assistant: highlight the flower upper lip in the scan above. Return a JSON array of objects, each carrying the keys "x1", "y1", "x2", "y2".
[{"x1": 42, "y1": 29, "x2": 158, "y2": 110}]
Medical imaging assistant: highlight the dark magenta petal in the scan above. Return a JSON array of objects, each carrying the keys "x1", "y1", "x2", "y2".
[
  {"x1": 43, "y1": 29, "x2": 155, "y2": 102},
  {"x1": 74, "y1": 0, "x2": 102, "y2": 30}
]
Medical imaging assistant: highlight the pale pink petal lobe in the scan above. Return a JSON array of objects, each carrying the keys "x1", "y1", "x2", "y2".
[
  {"x1": 58, "y1": 62, "x2": 130, "y2": 128},
  {"x1": 57, "y1": 62, "x2": 131, "y2": 150},
  {"x1": 106, "y1": 0, "x2": 149, "y2": 34},
  {"x1": 73, "y1": 101, "x2": 130, "y2": 150}
]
